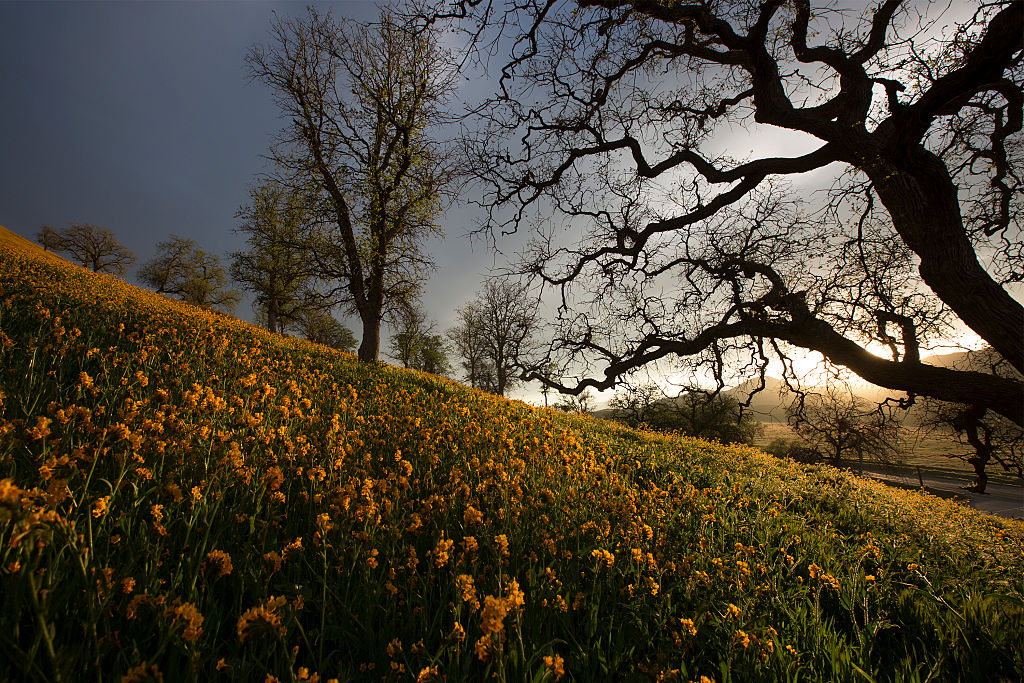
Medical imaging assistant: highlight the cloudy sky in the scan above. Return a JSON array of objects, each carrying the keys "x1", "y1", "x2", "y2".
[
  {"x1": 0, "y1": 0, "x2": 990, "y2": 405},
  {"x1": 0, "y1": 0, "x2": 496, "y2": 355}
]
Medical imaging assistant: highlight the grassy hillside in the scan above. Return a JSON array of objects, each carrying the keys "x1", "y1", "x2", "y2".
[
  {"x1": 1, "y1": 243, "x2": 1022, "y2": 683},
  {"x1": 0, "y1": 225, "x2": 69, "y2": 267}
]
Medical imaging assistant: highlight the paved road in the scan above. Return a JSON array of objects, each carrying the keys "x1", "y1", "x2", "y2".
[{"x1": 862, "y1": 469, "x2": 1024, "y2": 519}]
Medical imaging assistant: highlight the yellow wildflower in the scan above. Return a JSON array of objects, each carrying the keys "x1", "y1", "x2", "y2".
[
  {"x1": 480, "y1": 595, "x2": 508, "y2": 635},
  {"x1": 543, "y1": 654, "x2": 566, "y2": 679}
]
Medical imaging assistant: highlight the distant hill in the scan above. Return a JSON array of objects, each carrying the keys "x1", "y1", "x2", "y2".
[{"x1": 596, "y1": 351, "x2": 994, "y2": 425}]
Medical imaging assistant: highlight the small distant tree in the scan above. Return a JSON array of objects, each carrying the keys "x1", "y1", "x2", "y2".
[
  {"x1": 139, "y1": 235, "x2": 240, "y2": 312},
  {"x1": 917, "y1": 348, "x2": 1023, "y2": 492},
  {"x1": 416, "y1": 335, "x2": 450, "y2": 376},
  {"x1": 390, "y1": 305, "x2": 450, "y2": 375},
  {"x1": 670, "y1": 390, "x2": 761, "y2": 445},
  {"x1": 448, "y1": 301, "x2": 496, "y2": 392},
  {"x1": 788, "y1": 386, "x2": 903, "y2": 472},
  {"x1": 391, "y1": 306, "x2": 429, "y2": 368},
  {"x1": 609, "y1": 382, "x2": 665, "y2": 428},
  {"x1": 555, "y1": 389, "x2": 595, "y2": 414},
  {"x1": 296, "y1": 309, "x2": 357, "y2": 352},
  {"x1": 36, "y1": 223, "x2": 135, "y2": 275},
  {"x1": 536, "y1": 362, "x2": 560, "y2": 408},
  {"x1": 456, "y1": 280, "x2": 538, "y2": 397},
  {"x1": 765, "y1": 438, "x2": 824, "y2": 465},
  {"x1": 609, "y1": 382, "x2": 759, "y2": 444},
  {"x1": 231, "y1": 180, "x2": 316, "y2": 333},
  {"x1": 37, "y1": 225, "x2": 61, "y2": 252}
]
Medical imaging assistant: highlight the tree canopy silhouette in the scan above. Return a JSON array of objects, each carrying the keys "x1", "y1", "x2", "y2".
[
  {"x1": 37, "y1": 224, "x2": 135, "y2": 275},
  {"x1": 433, "y1": 0, "x2": 1023, "y2": 449}
]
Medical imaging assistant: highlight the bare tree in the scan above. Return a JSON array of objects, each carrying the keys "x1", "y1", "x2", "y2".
[
  {"x1": 610, "y1": 382, "x2": 759, "y2": 443},
  {"x1": 536, "y1": 362, "x2": 560, "y2": 407},
  {"x1": 435, "y1": 0, "x2": 1024, "y2": 487},
  {"x1": 36, "y1": 223, "x2": 135, "y2": 275},
  {"x1": 554, "y1": 388, "x2": 596, "y2": 414},
  {"x1": 609, "y1": 382, "x2": 665, "y2": 428},
  {"x1": 787, "y1": 386, "x2": 903, "y2": 473},
  {"x1": 916, "y1": 348, "x2": 1023, "y2": 492},
  {"x1": 673, "y1": 389, "x2": 761, "y2": 445},
  {"x1": 139, "y1": 235, "x2": 240, "y2": 313},
  {"x1": 231, "y1": 180, "x2": 318, "y2": 334},
  {"x1": 248, "y1": 8, "x2": 460, "y2": 362},
  {"x1": 448, "y1": 300, "x2": 497, "y2": 392},
  {"x1": 453, "y1": 280, "x2": 538, "y2": 396}
]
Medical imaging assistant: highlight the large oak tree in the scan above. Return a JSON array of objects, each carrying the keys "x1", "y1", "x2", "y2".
[
  {"x1": 249, "y1": 8, "x2": 460, "y2": 362},
  {"x1": 435, "y1": 0, "x2": 1023, "y2": 486}
]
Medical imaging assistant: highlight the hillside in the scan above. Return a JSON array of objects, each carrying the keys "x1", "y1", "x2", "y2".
[
  {"x1": 0, "y1": 224, "x2": 69, "y2": 266},
  {"x1": 1, "y1": 241, "x2": 1023, "y2": 682}
]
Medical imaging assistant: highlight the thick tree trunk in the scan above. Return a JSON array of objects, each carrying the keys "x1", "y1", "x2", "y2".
[
  {"x1": 495, "y1": 351, "x2": 507, "y2": 396},
  {"x1": 358, "y1": 315, "x2": 380, "y2": 362},
  {"x1": 869, "y1": 150, "x2": 1024, "y2": 375},
  {"x1": 267, "y1": 300, "x2": 278, "y2": 334},
  {"x1": 357, "y1": 285, "x2": 384, "y2": 362}
]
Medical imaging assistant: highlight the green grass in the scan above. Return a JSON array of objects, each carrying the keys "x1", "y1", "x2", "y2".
[{"x1": 1, "y1": 244, "x2": 1023, "y2": 682}]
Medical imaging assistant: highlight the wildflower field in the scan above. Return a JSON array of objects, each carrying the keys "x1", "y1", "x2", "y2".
[{"x1": 1, "y1": 241, "x2": 1023, "y2": 683}]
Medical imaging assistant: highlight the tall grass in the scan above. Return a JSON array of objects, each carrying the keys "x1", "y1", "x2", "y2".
[{"x1": 1, "y1": 245, "x2": 1022, "y2": 682}]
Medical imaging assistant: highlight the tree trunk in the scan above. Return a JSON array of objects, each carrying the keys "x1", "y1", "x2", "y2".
[
  {"x1": 358, "y1": 315, "x2": 380, "y2": 362},
  {"x1": 267, "y1": 300, "x2": 278, "y2": 334},
  {"x1": 495, "y1": 353, "x2": 507, "y2": 396},
  {"x1": 869, "y1": 150, "x2": 1024, "y2": 375}
]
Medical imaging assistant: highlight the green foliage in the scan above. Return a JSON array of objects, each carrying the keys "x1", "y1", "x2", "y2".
[
  {"x1": 138, "y1": 234, "x2": 241, "y2": 313},
  {"x1": 231, "y1": 180, "x2": 317, "y2": 334},
  {"x1": 389, "y1": 306, "x2": 450, "y2": 376},
  {"x1": 297, "y1": 309, "x2": 357, "y2": 352}
]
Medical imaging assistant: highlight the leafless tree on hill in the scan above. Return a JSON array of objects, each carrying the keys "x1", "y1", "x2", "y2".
[
  {"x1": 36, "y1": 223, "x2": 135, "y2": 275},
  {"x1": 787, "y1": 385, "x2": 904, "y2": 473},
  {"x1": 450, "y1": 280, "x2": 539, "y2": 396},
  {"x1": 916, "y1": 348, "x2": 1023, "y2": 491},
  {"x1": 423, "y1": 0, "x2": 1024, "y2": 489}
]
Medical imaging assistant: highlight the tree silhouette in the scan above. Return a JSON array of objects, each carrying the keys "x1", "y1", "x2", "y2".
[
  {"x1": 36, "y1": 223, "x2": 134, "y2": 275},
  {"x1": 139, "y1": 235, "x2": 240, "y2": 313},
  {"x1": 450, "y1": 280, "x2": 538, "y2": 396},
  {"x1": 787, "y1": 386, "x2": 903, "y2": 472},
  {"x1": 434, "y1": 0, "x2": 1023, "y2": 490},
  {"x1": 231, "y1": 180, "x2": 318, "y2": 334}
]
